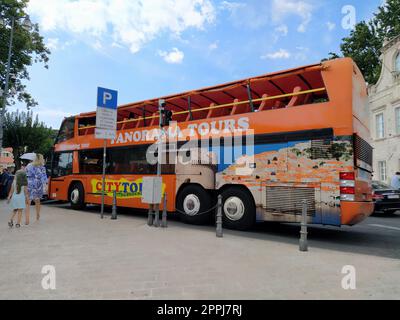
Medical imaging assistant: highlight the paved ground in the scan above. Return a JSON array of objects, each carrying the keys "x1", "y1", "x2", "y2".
[{"x1": 0, "y1": 200, "x2": 399, "y2": 299}]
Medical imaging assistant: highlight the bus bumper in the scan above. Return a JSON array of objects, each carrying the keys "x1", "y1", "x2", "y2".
[{"x1": 341, "y1": 201, "x2": 374, "y2": 226}]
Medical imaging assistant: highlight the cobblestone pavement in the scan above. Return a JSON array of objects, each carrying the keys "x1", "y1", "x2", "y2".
[{"x1": 0, "y1": 201, "x2": 399, "y2": 299}]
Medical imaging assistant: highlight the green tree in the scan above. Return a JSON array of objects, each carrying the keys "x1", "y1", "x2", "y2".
[
  {"x1": 1, "y1": 0, "x2": 50, "y2": 108},
  {"x1": 3, "y1": 110, "x2": 55, "y2": 168},
  {"x1": 325, "y1": 0, "x2": 400, "y2": 84},
  {"x1": 340, "y1": 22, "x2": 382, "y2": 84}
]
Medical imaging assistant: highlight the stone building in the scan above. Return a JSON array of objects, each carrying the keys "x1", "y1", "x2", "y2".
[
  {"x1": 0, "y1": 147, "x2": 15, "y2": 171},
  {"x1": 368, "y1": 35, "x2": 400, "y2": 184}
]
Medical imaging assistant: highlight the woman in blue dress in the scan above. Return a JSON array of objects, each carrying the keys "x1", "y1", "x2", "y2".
[{"x1": 26, "y1": 154, "x2": 48, "y2": 221}]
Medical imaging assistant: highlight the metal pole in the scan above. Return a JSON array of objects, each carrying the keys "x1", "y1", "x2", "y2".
[
  {"x1": 216, "y1": 195, "x2": 223, "y2": 238},
  {"x1": 111, "y1": 190, "x2": 117, "y2": 220},
  {"x1": 0, "y1": 17, "x2": 15, "y2": 152},
  {"x1": 157, "y1": 100, "x2": 164, "y2": 176},
  {"x1": 153, "y1": 203, "x2": 160, "y2": 227},
  {"x1": 155, "y1": 99, "x2": 165, "y2": 224},
  {"x1": 188, "y1": 96, "x2": 193, "y2": 120},
  {"x1": 161, "y1": 192, "x2": 168, "y2": 228},
  {"x1": 100, "y1": 138, "x2": 106, "y2": 219},
  {"x1": 299, "y1": 199, "x2": 308, "y2": 252},
  {"x1": 147, "y1": 204, "x2": 154, "y2": 226},
  {"x1": 246, "y1": 82, "x2": 255, "y2": 112}
]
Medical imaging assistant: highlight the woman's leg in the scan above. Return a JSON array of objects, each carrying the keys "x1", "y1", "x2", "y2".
[
  {"x1": 25, "y1": 200, "x2": 30, "y2": 225},
  {"x1": 35, "y1": 199, "x2": 41, "y2": 220}
]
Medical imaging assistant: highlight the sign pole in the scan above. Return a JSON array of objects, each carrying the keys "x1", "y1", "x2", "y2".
[
  {"x1": 95, "y1": 87, "x2": 118, "y2": 219},
  {"x1": 100, "y1": 138, "x2": 107, "y2": 219},
  {"x1": 157, "y1": 99, "x2": 165, "y2": 176}
]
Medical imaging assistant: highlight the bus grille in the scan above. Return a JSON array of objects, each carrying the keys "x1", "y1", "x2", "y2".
[
  {"x1": 310, "y1": 139, "x2": 332, "y2": 159},
  {"x1": 265, "y1": 187, "x2": 316, "y2": 216},
  {"x1": 354, "y1": 135, "x2": 373, "y2": 167}
]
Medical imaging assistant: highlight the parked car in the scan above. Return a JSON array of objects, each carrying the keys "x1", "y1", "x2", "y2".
[{"x1": 372, "y1": 181, "x2": 400, "y2": 214}]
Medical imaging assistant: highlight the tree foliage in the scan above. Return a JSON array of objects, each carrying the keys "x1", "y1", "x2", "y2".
[
  {"x1": 3, "y1": 110, "x2": 56, "y2": 168},
  {"x1": 0, "y1": 0, "x2": 50, "y2": 108},
  {"x1": 326, "y1": 0, "x2": 400, "y2": 84}
]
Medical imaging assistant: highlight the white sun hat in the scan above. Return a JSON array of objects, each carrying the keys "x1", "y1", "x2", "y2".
[{"x1": 20, "y1": 152, "x2": 37, "y2": 161}]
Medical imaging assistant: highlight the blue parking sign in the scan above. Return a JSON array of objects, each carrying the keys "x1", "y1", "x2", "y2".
[{"x1": 97, "y1": 87, "x2": 118, "y2": 109}]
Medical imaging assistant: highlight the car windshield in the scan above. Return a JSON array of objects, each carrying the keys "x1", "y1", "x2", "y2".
[{"x1": 372, "y1": 181, "x2": 391, "y2": 190}]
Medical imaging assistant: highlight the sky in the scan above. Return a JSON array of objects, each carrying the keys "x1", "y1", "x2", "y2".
[{"x1": 10, "y1": 0, "x2": 383, "y2": 129}]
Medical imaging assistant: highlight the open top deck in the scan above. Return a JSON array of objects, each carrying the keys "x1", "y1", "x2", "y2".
[{"x1": 78, "y1": 62, "x2": 329, "y2": 135}]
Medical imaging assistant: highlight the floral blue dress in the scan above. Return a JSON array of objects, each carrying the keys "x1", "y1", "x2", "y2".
[{"x1": 26, "y1": 164, "x2": 48, "y2": 200}]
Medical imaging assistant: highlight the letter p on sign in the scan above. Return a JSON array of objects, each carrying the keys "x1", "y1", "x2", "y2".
[
  {"x1": 97, "y1": 87, "x2": 118, "y2": 110},
  {"x1": 103, "y1": 92, "x2": 112, "y2": 105}
]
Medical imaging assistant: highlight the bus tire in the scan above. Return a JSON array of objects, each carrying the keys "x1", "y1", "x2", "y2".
[
  {"x1": 177, "y1": 185, "x2": 213, "y2": 225},
  {"x1": 69, "y1": 182, "x2": 86, "y2": 210},
  {"x1": 220, "y1": 187, "x2": 255, "y2": 230}
]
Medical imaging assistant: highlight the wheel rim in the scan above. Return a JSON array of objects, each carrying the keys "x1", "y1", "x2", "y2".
[
  {"x1": 183, "y1": 194, "x2": 201, "y2": 216},
  {"x1": 223, "y1": 196, "x2": 245, "y2": 221},
  {"x1": 71, "y1": 188, "x2": 80, "y2": 204}
]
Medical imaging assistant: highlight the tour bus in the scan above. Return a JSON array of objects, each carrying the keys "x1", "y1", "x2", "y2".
[{"x1": 49, "y1": 58, "x2": 373, "y2": 230}]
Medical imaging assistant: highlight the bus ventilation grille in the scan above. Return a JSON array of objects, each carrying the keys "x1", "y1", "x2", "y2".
[
  {"x1": 310, "y1": 139, "x2": 332, "y2": 159},
  {"x1": 265, "y1": 186, "x2": 316, "y2": 216},
  {"x1": 354, "y1": 135, "x2": 373, "y2": 167}
]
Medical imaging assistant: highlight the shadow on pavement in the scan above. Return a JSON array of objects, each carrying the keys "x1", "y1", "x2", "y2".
[{"x1": 44, "y1": 202, "x2": 400, "y2": 260}]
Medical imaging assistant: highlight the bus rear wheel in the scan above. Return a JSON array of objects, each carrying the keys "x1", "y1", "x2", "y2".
[
  {"x1": 177, "y1": 185, "x2": 213, "y2": 225},
  {"x1": 220, "y1": 187, "x2": 255, "y2": 230},
  {"x1": 69, "y1": 182, "x2": 86, "y2": 210}
]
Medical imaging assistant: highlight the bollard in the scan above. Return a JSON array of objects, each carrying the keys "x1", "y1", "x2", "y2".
[
  {"x1": 161, "y1": 193, "x2": 168, "y2": 228},
  {"x1": 153, "y1": 204, "x2": 160, "y2": 227},
  {"x1": 111, "y1": 190, "x2": 117, "y2": 220},
  {"x1": 299, "y1": 199, "x2": 308, "y2": 252},
  {"x1": 216, "y1": 195, "x2": 223, "y2": 238},
  {"x1": 147, "y1": 204, "x2": 154, "y2": 226}
]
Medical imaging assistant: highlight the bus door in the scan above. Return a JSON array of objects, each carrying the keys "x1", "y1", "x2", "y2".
[{"x1": 49, "y1": 152, "x2": 73, "y2": 200}]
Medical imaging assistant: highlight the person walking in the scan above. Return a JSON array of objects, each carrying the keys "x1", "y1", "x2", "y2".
[
  {"x1": 19, "y1": 161, "x2": 31, "y2": 225},
  {"x1": 0, "y1": 169, "x2": 4, "y2": 197},
  {"x1": 26, "y1": 154, "x2": 48, "y2": 221},
  {"x1": 391, "y1": 172, "x2": 400, "y2": 190},
  {"x1": 7, "y1": 170, "x2": 29, "y2": 228},
  {"x1": 0, "y1": 168, "x2": 10, "y2": 199}
]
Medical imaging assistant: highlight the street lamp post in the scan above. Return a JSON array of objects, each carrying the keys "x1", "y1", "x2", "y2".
[{"x1": 0, "y1": 15, "x2": 32, "y2": 153}]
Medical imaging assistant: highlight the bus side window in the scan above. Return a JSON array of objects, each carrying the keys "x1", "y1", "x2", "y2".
[
  {"x1": 108, "y1": 146, "x2": 158, "y2": 175},
  {"x1": 56, "y1": 118, "x2": 75, "y2": 143},
  {"x1": 52, "y1": 152, "x2": 73, "y2": 177},
  {"x1": 79, "y1": 149, "x2": 104, "y2": 174}
]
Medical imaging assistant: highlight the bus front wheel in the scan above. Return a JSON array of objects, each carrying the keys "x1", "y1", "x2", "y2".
[
  {"x1": 220, "y1": 187, "x2": 255, "y2": 230},
  {"x1": 177, "y1": 185, "x2": 213, "y2": 225},
  {"x1": 69, "y1": 182, "x2": 86, "y2": 210}
]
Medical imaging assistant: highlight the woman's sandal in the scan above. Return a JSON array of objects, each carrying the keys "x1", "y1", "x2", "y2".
[
  {"x1": 8, "y1": 221, "x2": 13, "y2": 228},
  {"x1": 15, "y1": 224, "x2": 21, "y2": 228}
]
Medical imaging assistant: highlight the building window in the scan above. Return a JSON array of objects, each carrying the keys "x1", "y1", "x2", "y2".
[
  {"x1": 396, "y1": 52, "x2": 400, "y2": 72},
  {"x1": 375, "y1": 113, "x2": 385, "y2": 139},
  {"x1": 396, "y1": 107, "x2": 400, "y2": 135},
  {"x1": 378, "y1": 161, "x2": 387, "y2": 182}
]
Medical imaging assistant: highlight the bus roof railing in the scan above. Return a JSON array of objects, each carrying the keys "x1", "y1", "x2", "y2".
[{"x1": 78, "y1": 87, "x2": 326, "y2": 131}]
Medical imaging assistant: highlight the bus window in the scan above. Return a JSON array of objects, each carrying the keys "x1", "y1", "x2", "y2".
[
  {"x1": 56, "y1": 118, "x2": 75, "y2": 143},
  {"x1": 79, "y1": 149, "x2": 105, "y2": 174},
  {"x1": 52, "y1": 152, "x2": 73, "y2": 177},
  {"x1": 78, "y1": 117, "x2": 96, "y2": 136},
  {"x1": 109, "y1": 146, "x2": 158, "y2": 175}
]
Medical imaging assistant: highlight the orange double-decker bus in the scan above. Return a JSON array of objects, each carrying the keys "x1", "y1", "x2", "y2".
[{"x1": 49, "y1": 57, "x2": 373, "y2": 230}]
